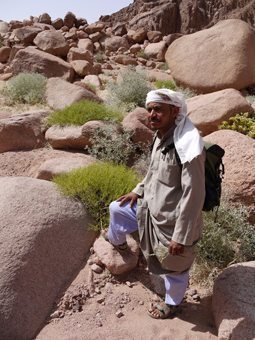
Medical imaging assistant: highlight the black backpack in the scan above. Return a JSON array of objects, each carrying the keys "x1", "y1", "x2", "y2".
[
  {"x1": 154, "y1": 139, "x2": 225, "y2": 212},
  {"x1": 202, "y1": 142, "x2": 225, "y2": 212}
]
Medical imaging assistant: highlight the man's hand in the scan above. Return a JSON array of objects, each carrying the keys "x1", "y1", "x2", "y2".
[
  {"x1": 168, "y1": 240, "x2": 184, "y2": 256},
  {"x1": 117, "y1": 192, "x2": 139, "y2": 208}
]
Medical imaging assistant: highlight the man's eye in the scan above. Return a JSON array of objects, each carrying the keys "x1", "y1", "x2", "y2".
[{"x1": 148, "y1": 107, "x2": 160, "y2": 113}]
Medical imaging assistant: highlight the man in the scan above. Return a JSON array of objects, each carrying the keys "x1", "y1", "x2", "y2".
[{"x1": 106, "y1": 89, "x2": 205, "y2": 319}]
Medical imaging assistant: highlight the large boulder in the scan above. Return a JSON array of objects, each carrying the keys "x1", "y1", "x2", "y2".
[
  {"x1": 45, "y1": 78, "x2": 102, "y2": 110},
  {"x1": 67, "y1": 47, "x2": 93, "y2": 63},
  {"x1": 0, "y1": 21, "x2": 10, "y2": 34},
  {"x1": 147, "y1": 31, "x2": 162, "y2": 43},
  {"x1": 33, "y1": 30, "x2": 69, "y2": 57},
  {"x1": 212, "y1": 261, "x2": 255, "y2": 340},
  {"x1": 0, "y1": 148, "x2": 89, "y2": 178},
  {"x1": 165, "y1": 19, "x2": 255, "y2": 93},
  {"x1": 77, "y1": 38, "x2": 94, "y2": 54},
  {"x1": 10, "y1": 26, "x2": 41, "y2": 44},
  {"x1": 204, "y1": 130, "x2": 255, "y2": 210},
  {"x1": 104, "y1": 36, "x2": 129, "y2": 53},
  {"x1": 84, "y1": 22, "x2": 105, "y2": 35},
  {"x1": 187, "y1": 89, "x2": 253, "y2": 136},
  {"x1": 0, "y1": 111, "x2": 48, "y2": 153},
  {"x1": 34, "y1": 154, "x2": 96, "y2": 180},
  {"x1": 38, "y1": 12, "x2": 52, "y2": 25},
  {"x1": 122, "y1": 107, "x2": 153, "y2": 148},
  {"x1": 144, "y1": 41, "x2": 167, "y2": 61},
  {"x1": 64, "y1": 11, "x2": 77, "y2": 29},
  {"x1": 70, "y1": 60, "x2": 94, "y2": 77},
  {"x1": 10, "y1": 47, "x2": 74, "y2": 81},
  {"x1": 45, "y1": 120, "x2": 106, "y2": 150},
  {"x1": 0, "y1": 46, "x2": 11, "y2": 63},
  {"x1": 112, "y1": 54, "x2": 138, "y2": 66},
  {"x1": 127, "y1": 28, "x2": 147, "y2": 43},
  {"x1": 0, "y1": 177, "x2": 96, "y2": 340}
]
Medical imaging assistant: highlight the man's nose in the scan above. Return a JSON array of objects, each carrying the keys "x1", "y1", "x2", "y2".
[{"x1": 149, "y1": 108, "x2": 156, "y2": 117}]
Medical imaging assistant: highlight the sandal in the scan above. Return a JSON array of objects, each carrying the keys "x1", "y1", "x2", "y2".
[
  {"x1": 148, "y1": 302, "x2": 179, "y2": 319},
  {"x1": 101, "y1": 231, "x2": 128, "y2": 252}
]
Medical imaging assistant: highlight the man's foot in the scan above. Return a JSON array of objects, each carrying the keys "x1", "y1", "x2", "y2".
[
  {"x1": 148, "y1": 302, "x2": 179, "y2": 319},
  {"x1": 101, "y1": 230, "x2": 128, "y2": 252}
]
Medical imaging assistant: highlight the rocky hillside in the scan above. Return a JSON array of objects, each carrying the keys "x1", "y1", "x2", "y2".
[{"x1": 100, "y1": 0, "x2": 255, "y2": 34}]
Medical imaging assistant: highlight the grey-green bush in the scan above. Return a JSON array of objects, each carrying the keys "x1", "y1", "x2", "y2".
[
  {"x1": 107, "y1": 67, "x2": 152, "y2": 112},
  {"x1": 53, "y1": 162, "x2": 141, "y2": 231},
  {"x1": 2, "y1": 72, "x2": 47, "y2": 104},
  {"x1": 192, "y1": 200, "x2": 255, "y2": 286},
  {"x1": 88, "y1": 125, "x2": 135, "y2": 165}
]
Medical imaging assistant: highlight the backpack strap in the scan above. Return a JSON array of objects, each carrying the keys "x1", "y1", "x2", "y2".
[
  {"x1": 150, "y1": 137, "x2": 182, "y2": 166},
  {"x1": 162, "y1": 143, "x2": 182, "y2": 166}
]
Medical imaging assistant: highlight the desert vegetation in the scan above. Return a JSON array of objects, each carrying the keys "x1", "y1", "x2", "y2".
[
  {"x1": 46, "y1": 100, "x2": 123, "y2": 127},
  {"x1": 53, "y1": 162, "x2": 141, "y2": 232},
  {"x1": 1, "y1": 72, "x2": 47, "y2": 105},
  {"x1": 192, "y1": 201, "x2": 255, "y2": 286},
  {"x1": 219, "y1": 112, "x2": 255, "y2": 138},
  {"x1": 106, "y1": 67, "x2": 152, "y2": 112}
]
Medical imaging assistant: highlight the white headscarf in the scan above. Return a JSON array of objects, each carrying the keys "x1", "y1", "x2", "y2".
[{"x1": 146, "y1": 89, "x2": 204, "y2": 164}]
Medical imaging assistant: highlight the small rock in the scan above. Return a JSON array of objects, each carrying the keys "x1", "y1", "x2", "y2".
[
  {"x1": 50, "y1": 310, "x2": 61, "y2": 319},
  {"x1": 95, "y1": 287, "x2": 101, "y2": 294},
  {"x1": 125, "y1": 281, "x2": 132, "y2": 287},
  {"x1": 91, "y1": 263, "x2": 104, "y2": 274},
  {"x1": 152, "y1": 294, "x2": 161, "y2": 302},
  {"x1": 97, "y1": 297, "x2": 105, "y2": 304},
  {"x1": 87, "y1": 258, "x2": 94, "y2": 265},
  {"x1": 187, "y1": 289, "x2": 197, "y2": 296},
  {"x1": 192, "y1": 294, "x2": 201, "y2": 302},
  {"x1": 105, "y1": 282, "x2": 113, "y2": 293},
  {"x1": 139, "y1": 301, "x2": 144, "y2": 305},
  {"x1": 116, "y1": 310, "x2": 124, "y2": 318}
]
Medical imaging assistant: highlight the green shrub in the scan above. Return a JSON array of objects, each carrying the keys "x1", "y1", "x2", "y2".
[
  {"x1": 154, "y1": 80, "x2": 177, "y2": 91},
  {"x1": 107, "y1": 67, "x2": 152, "y2": 112},
  {"x1": 157, "y1": 62, "x2": 169, "y2": 71},
  {"x1": 219, "y1": 112, "x2": 255, "y2": 138},
  {"x1": 53, "y1": 162, "x2": 141, "y2": 231},
  {"x1": 94, "y1": 52, "x2": 105, "y2": 63},
  {"x1": 88, "y1": 125, "x2": 135, "y2": 165},
  {"x1": 153, "y1": 80, "x2": 197, "y2": 99},
  {"x1": 192, "y1": 201, "x2": 255, "y2": 286},
  {"x1": 47, "y1": 100, "x2": 123, "y2": 127},
  {"x1": 2, "y1": 72, "x2": 47, "y2": 104},
  {"x1": 136, "y1": 50, "x2": 148, "y2": 60}
]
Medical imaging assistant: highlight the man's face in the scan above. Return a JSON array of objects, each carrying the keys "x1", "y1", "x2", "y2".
[{"x1": 147, "y1": 102, "x2": 179, "y2": 135}]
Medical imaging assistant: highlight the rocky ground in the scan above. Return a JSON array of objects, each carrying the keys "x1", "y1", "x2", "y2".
[{"x1": 36, "y1": 251, "x2": 217, "y2": 340}]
